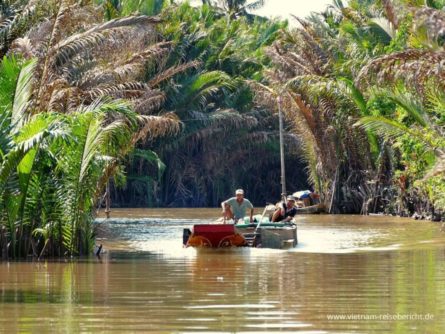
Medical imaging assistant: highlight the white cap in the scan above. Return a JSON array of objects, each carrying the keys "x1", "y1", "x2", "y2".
[{"x1": 235, "y1": 189, "x2": 244, "y2": 195}]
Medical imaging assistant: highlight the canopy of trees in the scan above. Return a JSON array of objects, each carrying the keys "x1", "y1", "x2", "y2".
[{"x1": 1, "y1": 0, "x2": 445, "y2": 258}]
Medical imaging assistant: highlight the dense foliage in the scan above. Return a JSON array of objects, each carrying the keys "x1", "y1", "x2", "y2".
[
  {"x1": 0, "y1": 56, "x2": 153, "y2": 258},
  {"x1": 0, "y1": 0, "x2": 180, "y2": 259},
  {"x1": 2, "y1": 0, "x2": 445, "y2": 258},
  {"x1": 255, "y1": 0, "x2": 445, "y2": 216},
  {"x1": 104, "y1": 0, "x2": 308, "y2": 207}
]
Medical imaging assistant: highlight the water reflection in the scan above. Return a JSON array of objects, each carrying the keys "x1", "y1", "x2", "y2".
[{"x1": 1, "y1": 210, "x2": 445, "y2": 333}]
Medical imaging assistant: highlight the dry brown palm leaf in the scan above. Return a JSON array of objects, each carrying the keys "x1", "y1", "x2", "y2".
[
  {"x1": 61, "y1": 5, "x2": 103, "y2": 38},
  {"x1": 134, "y1": 90, "x2": 166, "y2": 115},
  {"x1": 381, "y1": 0, "x2": 399, "y2": 29},
  {"x1": 318, "y1": 97, "x2": 338, "y2": 119},
  {"x1": 111, "y1": 42, "x2": 172, "y2": 80},
  {"x1": 286, "y1": 51, "x2": 314, "y2": 74},
  {"x1": 66, "y1": 39, "x2": 169, "y2": 88},
  {"x1": 286, "y1": 94, "x2": 318, "y2": 140},
  {"x1": 132, "y1": 112, "x2": 181, "y2": 143},
  {"x1": 0, "y1": 0, "x2": 41, "y2": 57},
  {"x1": 208, "y1": 109, "x2": 259, "y2": 130},
  {"x1": 413, "y1": 6, "x2": 445, "y2": 43},
  {"x1": 51, "y1": 15, "x2": 161, "y2": 69},
  {"x1": 76, "y1": 68, "x2": 119, "y2": 90},
  {"x1": 35, "y1": 0, "x2": 72, "y2": 106},
  {"x1": 247, "y1": 79, "x2": 278, "y2": 112},
  {"x1": 9, "y1": 37, "x2": 34, "y2": 58},
  {"x1": 82, "y1": 82, "x2": 149, "y2": 102},
  {"x1": 26, "y1": 20, "x2": 55, "y2": 57},
  {"x1": 265, "y1": 46, "x2": 301, "y2": 76},
  {"x1": 46, "y1": 85, "x2": 83, "y2": 113},
  {"x1": 148, "y1": 60, "x2": 201, "y2": 88},
  {"x1": 48, "y1": 86, "x2": 70, "y2": 112},
  {"x1": 35, "y1": 77, "x2": 70, "y2": 112},
  {"x1": 296, "y1": 31, "x2": 329, "y2": 73},
  {"x1": 272, "y1": 31, "x2": 328, "y2": 77},
  {"x1": 356, "y1": 49, "x2": 445, "y2": 88},
  {"x1": 290, "y1": 92, "x2": 317, "y2": 132},
  {"x1": 123, "y1": 41, "x2": 172, "y2": 65}
]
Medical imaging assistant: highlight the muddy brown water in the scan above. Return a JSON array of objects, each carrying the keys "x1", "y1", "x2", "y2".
[{"x1": 1, "y1": 209, "x2": 445, "y2": 333}]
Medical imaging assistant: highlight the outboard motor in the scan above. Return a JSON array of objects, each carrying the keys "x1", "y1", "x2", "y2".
[{"x1": 183, "y1": 228, "x2": 192, "y2": 246}]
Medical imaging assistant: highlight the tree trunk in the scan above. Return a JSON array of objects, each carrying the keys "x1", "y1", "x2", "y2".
[
  {"x1": 105, "y1": 180, "x2": 111, "y2": 219},
  {"x1": 1, "y1": 225, "x2": 8, "y2": 261}
]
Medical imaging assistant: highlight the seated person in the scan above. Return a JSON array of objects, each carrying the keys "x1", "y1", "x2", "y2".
[
  {"x1": 271, "y1": 196, "x2": 298, "y2": 223},
  {"x1": 293, "y1": 190, "x2": 320, "y2": 207},
  {"x1": 221, "y1": 189, "x2": 254, "y2": 223}
]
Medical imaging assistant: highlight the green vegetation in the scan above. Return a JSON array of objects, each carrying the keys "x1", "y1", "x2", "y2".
[
  {"x1": 1, "y1": 0, "x2": 445, "y2": 258},
  {"x1": 257, "y1": 0, "x2": 445, "y2": 216},
  {"x1": 109, "y1": 0, "x2": 307, "y2": 207},
  {"x1": 0, "y1": 55, "x2": 172, "y2": 259}
]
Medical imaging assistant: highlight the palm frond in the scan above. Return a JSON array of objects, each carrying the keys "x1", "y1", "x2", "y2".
[
  {"x1": 244, "y1": 0, "x2": 265, "y2": 11},
  {"x1": 11, "y1": 57, "x2": 37, "y2": 127},
  {"x1": 52, "y1": 15, "x2": 161, "y2": 68},
  {"x1": 0, "y1": 55, "x2": 21, "y2": 115},
  {"x1": 134, "y1": 113, "x2": 181, "y2": 142},
  {"x1": 355, "y1": 116, "x2": 440, "y2": 151},
  {"x1": 356, "y1": 49, "x2": 445, "y2": 88},
  {"x1": 0, "y1": 1, "x2": 40, "y2": 57},
  {"x1": 368, "y1": 17, "x2": 395, "y2": 44},
  {"x1": 82, "y1": 82, "x2": 149, "y2": 101},
  {"x1": 133, "y1": 89, "x2": 165, "y2": 115},
  {"x1": 148, "y1": 60, "x2": 201, "y2": 87},
  {"x1": 385, "y1": 90, "x2": 429, "y2": 127}
]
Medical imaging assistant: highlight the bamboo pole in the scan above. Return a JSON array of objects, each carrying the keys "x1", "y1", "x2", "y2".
[{"x1": 278, "y1": 95, "x2": 286, "y2": 196}]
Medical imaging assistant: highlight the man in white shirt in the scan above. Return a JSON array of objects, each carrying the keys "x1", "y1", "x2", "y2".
[{"x1": 221, "y1": 189, "x2": 254, "y2": 223}]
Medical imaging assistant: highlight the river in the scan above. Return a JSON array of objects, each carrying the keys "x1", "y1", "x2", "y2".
[{"x1": 1, "y1": 209, "x2": 445, "y2": 333}]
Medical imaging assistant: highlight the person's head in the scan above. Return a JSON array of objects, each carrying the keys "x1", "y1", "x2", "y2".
[
  {"x1": 235, "y1": 189, "x2": 244, "y2": 200},
  {"x1": 286, "y1": 195, "x2": 296, "y2": 207}
]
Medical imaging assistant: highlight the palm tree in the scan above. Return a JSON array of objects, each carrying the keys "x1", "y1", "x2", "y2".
[
  {"x1": 0, "y1": 47, "x2": 180, "y2": 258},
  {"x1": 204, "y1": 0, "x2": 265, "y2": 19},
  {"x1": 0, "y1": 56, "x2": 68, "y2": 258},
  {"x1": 101, "y1": 0, "x2": 167, "y2": 17},
  {"x1": 5, "y1": 0, "x2": 205, "y2": 121},
  {"x1": 111, "y1": 2, "x2": 304, "y2": 207},
  {"x1": 250, "y1": 0, "x2": 416, "y2": 213}
]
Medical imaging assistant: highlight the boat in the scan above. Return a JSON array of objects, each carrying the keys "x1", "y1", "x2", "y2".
[
  {"x1": 292, "y1": 190, "x2": 326, "y2": 214},
  {"x1": 184, "y1": 224, "x2": 247, "y2": 248},
  {"x1": 183, "y1": 96, "x2": 298, "y2": 250},
  {"x1": 235, "y1": 221, "x2": 297, "y2": 249},
  {"x1": 183, "y1": 222, "x2": 297, "y2": 249},
  {"x1": 297, "y1": 203, "x2": 326, "y2": 214},
  {"x1": 183, "y1": 208, "x2": 298, "y2": 249}
]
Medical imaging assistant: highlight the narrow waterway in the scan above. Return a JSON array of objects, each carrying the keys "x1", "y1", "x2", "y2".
[{"x1": 1, "y1": 209, "x2": 445, "y2": 333}]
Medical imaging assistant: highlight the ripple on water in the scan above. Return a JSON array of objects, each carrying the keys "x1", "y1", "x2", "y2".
[
  {"x1": 100, "y1": 213, "x2": 445, "y2": 255},
  {"x1": 2, "y1": 212, "x2": 445, "y2": 334}
]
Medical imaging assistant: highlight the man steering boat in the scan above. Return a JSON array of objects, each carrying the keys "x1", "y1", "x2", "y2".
[{"x1": 221, "y1": 189, "x2": 254, "y2": 224}]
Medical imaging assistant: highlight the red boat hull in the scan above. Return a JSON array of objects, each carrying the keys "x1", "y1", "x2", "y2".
[{"x1": 186, "y1": 224, "x2": 247, "y2": 248}]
